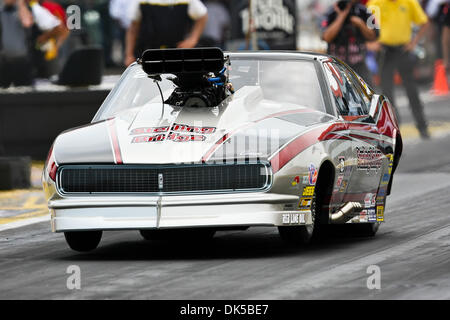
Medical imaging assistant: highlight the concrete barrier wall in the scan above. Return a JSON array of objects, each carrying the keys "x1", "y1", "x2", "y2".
[{"x1": 0, "y1": 90, "x2": 110, "y2": 160}]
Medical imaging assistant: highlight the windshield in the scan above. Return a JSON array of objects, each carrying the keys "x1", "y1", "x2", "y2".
[{"x1": 93, "y1": 57, "x2": 326, "y2": 122}]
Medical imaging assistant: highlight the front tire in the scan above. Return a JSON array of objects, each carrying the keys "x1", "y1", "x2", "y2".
[
  {"x1": 64, "y1": 231, "x2": 102, "y2": 252},
  {"x1": 278, "y1": 189, "x2": 318, "y2": 245},
  {"x1": 278, "y1": 164, "x2": 333, "y2": 246}
]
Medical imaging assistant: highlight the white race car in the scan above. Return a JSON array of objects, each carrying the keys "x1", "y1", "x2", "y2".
[{"x1": 43, "y1": 48, "x2": 402, "y2": 252}]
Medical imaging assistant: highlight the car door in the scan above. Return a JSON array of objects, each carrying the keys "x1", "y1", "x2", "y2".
[
  {"x1": 331, "y1": 62, "x2": 387, "y2": 222},
  {"x1": 321, "y1": 61, "x2": 355, "y2": 214}
]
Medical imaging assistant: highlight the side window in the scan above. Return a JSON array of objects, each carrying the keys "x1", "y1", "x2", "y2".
[
  {"x1": 333, "y1": 63, "x2": 369, "y2": 116},
  {"x1": 343, "y1": 65, "x2": 372, "y2": 110},
  {"x1": 323, "y1": 62, "x2": 348, "y2": 116}
]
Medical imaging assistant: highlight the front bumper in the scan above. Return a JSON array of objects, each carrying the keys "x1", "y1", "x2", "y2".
[{"x1": 48, "y1": 192, "x2": 312, "y2": 232}]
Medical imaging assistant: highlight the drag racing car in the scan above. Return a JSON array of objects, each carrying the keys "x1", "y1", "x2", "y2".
[{"x1": 42, "y1": 48, "x2": 402, "y2": 252}]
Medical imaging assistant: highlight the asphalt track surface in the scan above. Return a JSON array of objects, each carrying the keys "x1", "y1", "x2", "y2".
[{"x1": 1, "y1": 90, "x2": 450, "y2": 300}]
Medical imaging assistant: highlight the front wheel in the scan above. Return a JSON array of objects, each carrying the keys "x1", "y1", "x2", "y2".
[
  {"x1": 278, "y1": 190, "x2": 317, "y2": 245},
  {"x1": 64, "y1": 231, "x2": 102, "y2": 252}
]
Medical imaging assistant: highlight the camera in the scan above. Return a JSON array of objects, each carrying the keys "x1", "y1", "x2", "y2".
[
  {"x1": 337, "y1": 0, "x2": 352, "y2": 11},
  {"x1": 337, "y1": 0, "x2": 358, "y2": 16}
]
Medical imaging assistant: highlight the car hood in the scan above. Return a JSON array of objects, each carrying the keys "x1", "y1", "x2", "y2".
[{"x1": 53, "y1": 86, "x2": 334, "y2": 165}]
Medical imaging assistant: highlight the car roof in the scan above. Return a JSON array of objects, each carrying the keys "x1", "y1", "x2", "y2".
[{"x1": 227, "y1": 51, "x2": 333, "y2": 62}]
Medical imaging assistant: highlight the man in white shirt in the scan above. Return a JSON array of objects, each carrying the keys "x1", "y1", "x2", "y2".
[
  {"x1": 125, "y1": 0, "x2": 208, "y2": 66},
  {"x1": 202, "y1": 0, "x2": 230, "y2": 48}
]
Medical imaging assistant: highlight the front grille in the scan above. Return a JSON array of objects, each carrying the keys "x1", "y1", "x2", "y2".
[{"x1": 57, "y1": 163, "x2": 271, "y2": 194}]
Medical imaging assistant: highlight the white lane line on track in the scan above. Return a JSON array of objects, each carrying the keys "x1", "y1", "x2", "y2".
[
  {"x1": 0, "y1": 215, "x2": 50, "y2": 232},
  {"x1": 251, "y1": 224, "x2": 450, "y2": 299}
]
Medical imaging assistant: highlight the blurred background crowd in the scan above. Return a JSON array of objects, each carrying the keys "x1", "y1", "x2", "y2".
[
  {"x1": 0, "y1": 0, "x2": 449, "y2": 189},
  {"x1": 0, "y1": 0, "x2": 449, "y2": 137},
  {"x1": 0, "y1": 0, "x2": 448, "y2": 84}
]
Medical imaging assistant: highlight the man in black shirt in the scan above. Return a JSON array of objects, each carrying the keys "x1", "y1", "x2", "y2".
[
  {"x1": 322, "y1": 0, "x2": 377, "y2": 85},
  {"x1": 125, "y1": 0, "x2": 208, "y2": 66}
]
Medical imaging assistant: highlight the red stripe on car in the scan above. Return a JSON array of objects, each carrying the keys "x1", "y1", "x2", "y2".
[
  {"x1": 201, "y1": 109, "x2": 315, "y2": 162},
  {"x1": 108, "y1": 119, "x2": 123, "y2": 164},
  {"x1": 270, "y1": 126, "x2": 329, "y2": 173}
]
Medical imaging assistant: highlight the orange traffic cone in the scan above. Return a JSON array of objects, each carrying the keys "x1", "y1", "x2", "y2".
[{"x1": 432, "y1": 59, "x2": 449, "y2": 96}]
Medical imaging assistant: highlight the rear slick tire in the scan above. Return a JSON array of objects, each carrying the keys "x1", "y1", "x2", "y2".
[
  {"x1": 64, "y1": 231, "x2": 102, "y2": 252},
  {"x1": 349, "y1": 222, "x2": 380, "y2": 237}
]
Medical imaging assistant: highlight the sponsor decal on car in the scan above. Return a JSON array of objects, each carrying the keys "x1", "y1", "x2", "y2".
[
  {"x1": 356, "y1": 146, "x2": 383, "y2": 172},
  {"x1": 368, "y1": 208, "x2": 377, "y2": 222},
  {"x1": 338, "y1": 156, "x2": 345, "y2": 173},
  {"x1": 302, "y1": 186, "x2": 315, "y2": 197},
  {"x1": 339, "y1": 180, "x2": 348, "y2": 193},
  {"x1": 282, "y1": 212, "x2": 306, "y2": 225},
  {"x1": 387, "y1": 153, "x2": 394, "y2": 174},
  {"x1": 130, "y1": 124, "x2": 216, "y2": 135},
  {"x1": 132, "y1": 133, "x2": 207, "y2": 143},
  {"x1": 308, "y1": 164, "x2": 318, "y2": 185},
  {"x1": 335, "y1": 174, "x2": 344, "y2": 191},
  {"x1": 298, "y1": 197, "x2": 312, "y2": 210},
  {"x1": 364, "y1": 193, "x2": 376, "y2": 208},
  {"x1": 376, "y1": 206, "x2": 384, "y2": 222},
  {"x1": 291, "y1": 176, "x2": 300, "y2": 186},
  {"x1": 360, "y1": 209, "x2": 368, "y2": 223},
  {"x1": 130, "y1": 124, "x2": 216, "y2": 143},
  {"x1": 302, "y1": 175, "x2": 309, "y2": 184},
  {"x1": 381, "y1": 173, "x2": 390, "y2": 185},
  {"x1": 378, "y1": 187, "x2": 387, "y2": 197},
  {"x1": 376, "y1": 194, "x2": 386, "y2": 205}
]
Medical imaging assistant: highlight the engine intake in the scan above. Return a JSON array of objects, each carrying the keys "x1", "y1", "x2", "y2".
[
  {"x1": 139, "y1": 48, "x2": 231, "y2": 108},
  {"x1": 140, "y1": 47, "x2": 225, "y2": 77}
]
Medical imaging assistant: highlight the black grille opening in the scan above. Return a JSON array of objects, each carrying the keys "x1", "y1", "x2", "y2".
[{"x1": 57, "y1": 163, "x2": 270, "y2": 194}]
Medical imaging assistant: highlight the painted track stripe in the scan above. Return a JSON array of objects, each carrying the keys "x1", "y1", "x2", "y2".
[{"x1": 0, "y1": 213, "x2": 50, "y2": 232}]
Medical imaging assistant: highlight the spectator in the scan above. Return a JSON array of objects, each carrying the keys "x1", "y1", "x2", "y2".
[
  {"x1": 110, "y1": 0, "x2": 133, "y2": 63},
  {"x1": 368, "y1": 0, "x2": 430, "y2": 139},
  {"x1": 110, "y1": 0, "x2": 133, "y2": 30},
  {"x1": 82, "y1": 0, "x2": 115, "y2": 67},
  {"x1": 425, "y1": 0, "x2": 448, "y2": 61},
  {"x1": 125, "y1": 0, "x2": 208, "y2": 66},
  {"x1": 39, "y1": 0, "x2": 69, "y2": 59},
  {"x1": 443, "y1": 2, "x2": 450, "y2": 70},
  {"x1": 40, "y1": 0, "x2": 67, "y2": 24},
  {"x1": 94, "y1": 0, "x2": 114, "y2": 67},
  {"x1": 28, "y1": 0, "x2": 68, "y2": 77},
  {"x1": 322, "y1": 0, "x2": 377, "y2": 85},
  {"x1": 201, "y1": 0, "x2": 230, "y2": 48},
  {"x1": 0, "y1": 0, "x2": 66, "y2": 87}
]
